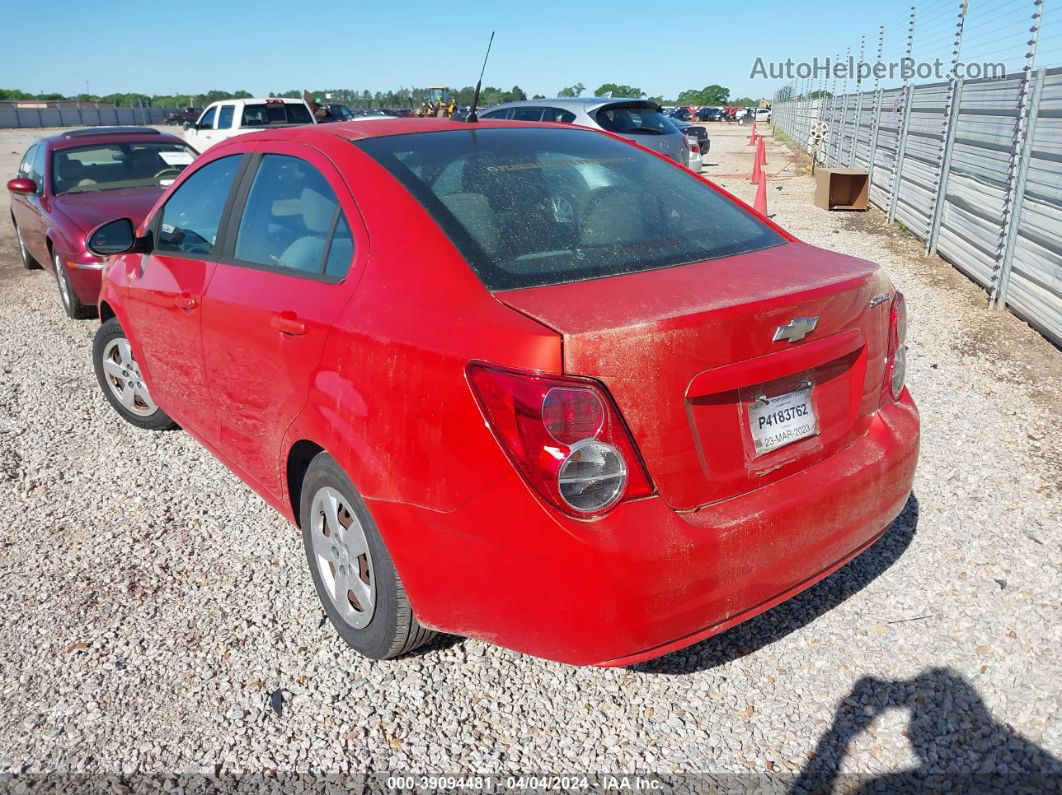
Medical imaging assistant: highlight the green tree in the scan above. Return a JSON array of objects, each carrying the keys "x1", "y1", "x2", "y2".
[
  {"x1": 677, "y1": 85, "x2": 730, "y2": 105},
  {"x1": 808, "y1": 89, "x2": 832, "y2": 99},
  {"x1": 594, "y1": 83, "x2": 644, "y2": 98},
  {"x1": 558, "y1": 82, "x2": 585, "y2": 97}
]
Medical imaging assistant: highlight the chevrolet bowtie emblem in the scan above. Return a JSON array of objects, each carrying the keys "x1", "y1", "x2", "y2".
[{"x1": 773, "y1": 316, "x2": 819, "y2": 343}]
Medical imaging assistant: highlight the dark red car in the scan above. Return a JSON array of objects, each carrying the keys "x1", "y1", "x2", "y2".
[
  {"x1": 7, "y1": 127, "x2": 198, "y2": 318},
  {"x1": 85, "y1": 118, "x2": 918, "y2": 666}
]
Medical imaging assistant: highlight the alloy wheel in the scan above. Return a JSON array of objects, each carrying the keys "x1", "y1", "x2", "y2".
[
  {"x1": 99, "y1": 337, "x2": 157, "y2": 417},
  {"x1": 309, "y1": 486, "x2": 376, "y2": 628}
]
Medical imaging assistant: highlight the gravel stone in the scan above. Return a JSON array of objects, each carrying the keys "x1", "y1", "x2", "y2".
[{"x1": 0, "y1": 125, "x2": 1058, "y2": 784}]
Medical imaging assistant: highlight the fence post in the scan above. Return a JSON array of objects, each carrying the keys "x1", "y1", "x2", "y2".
[
  {"x1": 991, "y1": 0, "x2": 1044, "y2": 307},
  {"x1": 926, "y1": 78, "x2": 964, "y2": 255},
  {"x1": 993, "y1": 67, "x2": 1045, "y2": 308},
  {"x1": 887, "y1": 6, "x2": 917, "y2": 224}
]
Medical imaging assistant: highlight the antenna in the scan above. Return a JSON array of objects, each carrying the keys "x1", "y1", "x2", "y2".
[{"x1": 465, "y1": 31, "x2": 495, "y2": 123}]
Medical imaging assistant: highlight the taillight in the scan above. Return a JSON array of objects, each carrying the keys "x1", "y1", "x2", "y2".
[
  {"x1": 467, "y1": 364, "x2": 653, "y2": 519},
  {"x1": 883, "y1": 292, "x2": 907, "y2": 402},
  {"x1": 691, "y1": 142, "x2": 701, "y2": 154}
]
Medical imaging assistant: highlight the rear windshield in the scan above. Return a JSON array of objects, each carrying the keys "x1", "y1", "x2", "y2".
[
  {"x1": 355, "y1": 127, "x2": 783, "y2": 290},
  {"x1": 52, "y1": 142, "x2": 197, "y2": 195},
  {"x1": 240, "y1": 103, "x2": 313, "y2": 127},
  {"x1": 595, "y1": 105, "x2": 675, "y2": 135}
]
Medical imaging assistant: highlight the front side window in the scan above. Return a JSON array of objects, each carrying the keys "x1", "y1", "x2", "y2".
[
  {"x1": 217, "y1": 105, "x2": 235, "y2": 129},
  {"x1": 480, "y1": 109, "x2": 511, "y2": 120},
  {"x1": 155, "y1": 155, "x2": 242, "y2": 256},
  {"x1": 233, "y1": 154, "x2": 352, "y2": 276},
  {"x1": 51, "y1": 142, "x2": 199, "y2": 195},
  {"x1": 31, "y1": 145, "x2": 47, "y2": 194},
  {"x1": 356, "y1": 127, "x2": 783, "y2": 290},
  {"x1": 198, "y1": 106, "x2": 217, "y2": 129},
  {"x1": 18, "y1": 145, "x2": 37, "y2": 179},
  {"x1": 240, "y1": 103, "x2": 313, "y2": 127},
  {"x1": 512, "y1": 107, "x2": 544, "y2": 122}
]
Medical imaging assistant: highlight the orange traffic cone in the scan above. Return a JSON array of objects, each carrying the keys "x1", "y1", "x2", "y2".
[
  {"x1": 751, "y1": 150, "x2": 762, "y2": 184},
  {"x1": 746, "y1": 128, "x2": 756, "y2": 146},
  {"x1": 756, "y1": 135, "x2": 767, "y2": 165},
  {"x1": 754, "y1": 172, "x2": 767, "y2": 215}
]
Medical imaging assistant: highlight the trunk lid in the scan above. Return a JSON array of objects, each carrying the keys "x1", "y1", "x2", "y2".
[{"x1": 497, "y1": 241, "x2": 894, "y2": 511}]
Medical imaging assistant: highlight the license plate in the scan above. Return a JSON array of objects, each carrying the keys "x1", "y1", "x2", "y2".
[{"x1": 748, "y1": 387, "x2": 819, "y2": 455}]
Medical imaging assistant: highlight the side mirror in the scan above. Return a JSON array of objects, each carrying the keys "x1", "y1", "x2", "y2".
[
  {"x1": 7, "y1": 178, "x2": 36, "y2": 194},
  {"x1": 88, "y1": 218, "x2": 140, "y2": 256}
]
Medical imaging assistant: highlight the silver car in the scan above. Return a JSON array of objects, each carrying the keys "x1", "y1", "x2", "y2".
[{"x1": 480, "y1": 98, "x2": 687, "y2": 165}]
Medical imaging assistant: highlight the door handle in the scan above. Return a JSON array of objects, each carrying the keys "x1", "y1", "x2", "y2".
[
  {"x1": 270, "y1": 313, "x2": 306, "y2": 336},
  {"x1": 174, "y1": 295, "x2": 198, "y2": 310}
]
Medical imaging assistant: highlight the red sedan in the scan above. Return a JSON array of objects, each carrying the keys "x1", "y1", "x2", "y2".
[
  {"x1": 7, "y1": 127, "x2": 197, "y2": 318},
  {"x1": 85, "y1": 118, "x2": 918, "y2": 666}
]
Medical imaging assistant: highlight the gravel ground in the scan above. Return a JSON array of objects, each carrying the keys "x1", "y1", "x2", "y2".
[{"x1": 0, "y1": 124, "x2": 1059, "y2": 788}]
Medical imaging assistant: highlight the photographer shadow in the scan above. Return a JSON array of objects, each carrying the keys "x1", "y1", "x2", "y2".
[
  {"x1": 791, "y1": 667, "x2": 1062, "y2": 792},
  {"x1": 634, "y1": 493, "x2": 920, "y2": 675}
]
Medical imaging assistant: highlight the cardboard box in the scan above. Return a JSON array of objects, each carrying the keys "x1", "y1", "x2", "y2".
[{"x1": 815, "y1": 167, "x2": 869, "y2": 210}]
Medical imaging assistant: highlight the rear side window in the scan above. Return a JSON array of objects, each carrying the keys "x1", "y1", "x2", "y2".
[
  {"x1": 241, "y1": 103, "x2": 314, "y2": 127},
  {"x1": 233, "y1": 154, "x2": 352, "y2": 277},
  {"x1": 480, "y1": 109, "x2": 511, "y2": 120},
  {"x1": 355, "y1": 127, "x2": 782, "y2": 290},
  {"x1": 156, "y1": 156, "x2": 242, "y2": 256},
  {"x1": 596, "y1": 105, "x2": 674, "y2": 135},
  {"x1": 543, "y1": 107, "x2": 576, "y2": 124},
  {"x1": 217, "y1": 105, "x2": 235, "y2": 129}
]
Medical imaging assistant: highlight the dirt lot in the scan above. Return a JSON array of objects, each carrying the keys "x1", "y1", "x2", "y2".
[{"x1": 0, "y1": 124, "x2": 1058, "y2": 786}]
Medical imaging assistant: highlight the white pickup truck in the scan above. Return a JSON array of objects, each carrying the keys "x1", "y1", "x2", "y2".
[{"x1": 184, "y1": 97, "x2": 316, "y2": 151}]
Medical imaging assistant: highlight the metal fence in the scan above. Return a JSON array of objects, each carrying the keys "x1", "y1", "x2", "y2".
[
  {"x1": 771, "y1": 0, "x2": 1062, "y2": 347},
  {"x1": 0, "y1": 106, "x2": 179, "y2": 128}
]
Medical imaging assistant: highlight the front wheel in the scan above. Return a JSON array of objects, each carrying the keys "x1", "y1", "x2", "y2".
[
  {"x1": 301, "y1": 452, "x2": 434, "y2": 659},
  {"x1": 54, "y1": 252, "x2": 96, "y2": 319},
  {"x1": 92, "y1": 318, "x2": 178, "y2": 431}
]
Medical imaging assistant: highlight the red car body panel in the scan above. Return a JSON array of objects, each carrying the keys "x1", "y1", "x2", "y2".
[
  {"x1": 97, "y1": 119, "x2": 920, "y2": 665},
  {"x1": 9, "y1": 131, "x2": 191, "y2": 305}
]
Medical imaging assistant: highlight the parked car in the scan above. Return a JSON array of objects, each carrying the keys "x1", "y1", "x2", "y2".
[
  {"x1": 85, "y1": 117, "x2": 918, "y2": 666},
  {"x1": 672, "y1": 119, "x2": 710, "y2": 154},
  {"x1": 756, "y1": 107, "x2": 772, "y2": 123},
  {"x1": 668, "y1": 107, "x2": 692, "y2": 122},
  {"x1": 6, "y1": 127, "x2": 198, "y2": 318},
  {"x1": 164, "y1": 107, "x2": 202, "y2": 126},
  {"x1": 696, "y1": 107, "x2": 724, "y2": 122},
  {"x1": 316, "y1": 103, "x2": 357, "y2": 123},
  {"x1": 482, "y1": 99, "x2": 687, "y2": 165},
  {"x1": 183, "y1": 97, "x2": 315, "y2": 151},
  {"x1": 670, "y1": 120, "x2": 705, "y2": 171}
]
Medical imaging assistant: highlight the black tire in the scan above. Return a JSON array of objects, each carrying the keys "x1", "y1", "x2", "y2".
[
  {"x1": 53, "y1": 251, "x2": 96, "y2": 319},
  {"x1": 300, "y1": 452, "x2": 434, "y2": 659},
  {"x1": 12, "y1": 217, "x2": 41, "y2": 270},
  {"x1": 92, "y1": 318, "x2": 178, "y2": 431}
]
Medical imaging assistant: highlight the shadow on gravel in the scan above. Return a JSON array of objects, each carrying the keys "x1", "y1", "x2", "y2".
[
  {"x1": 632, "y1": 493, "x2": 920, "y2": 675},
  {"x1": 791, "y1": 667, "x2": 1062, "y2": 792}
]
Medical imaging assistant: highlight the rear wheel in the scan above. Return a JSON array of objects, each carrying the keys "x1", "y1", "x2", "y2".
[
  {"x1": 300, "y1": 452, "x2": 434, "y2": 659},
  {"x1": 54, "y1": 251, "x2": 95, "y2": 319},
  {"x1": 13, "y1": 219, "x2": 40, "y2": 270},
  {"x1": 92, "y1": 318, "x2": 177, "y2": 431}
]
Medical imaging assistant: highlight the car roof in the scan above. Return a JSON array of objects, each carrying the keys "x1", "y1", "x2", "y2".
[
  {"x1": 40, "y1": 128, "x2": 190, "y2": 150},
  {"x1": 214, "y1": 117, "x2": 575, "y2": 147}
]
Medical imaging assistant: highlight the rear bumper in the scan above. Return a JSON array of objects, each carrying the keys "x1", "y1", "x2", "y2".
[{"x1": 370, "y1": 393, "x2": 919, "y2": 666}]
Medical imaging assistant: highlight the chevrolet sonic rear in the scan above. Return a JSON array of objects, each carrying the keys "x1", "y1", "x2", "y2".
[{"x1": 89, "y1": 120, "x2": 918, "y2": 666}]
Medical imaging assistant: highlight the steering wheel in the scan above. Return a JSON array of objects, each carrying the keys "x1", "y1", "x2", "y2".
[{"x1": 154, "y1": 167, "x2": 181, "y2": 183}]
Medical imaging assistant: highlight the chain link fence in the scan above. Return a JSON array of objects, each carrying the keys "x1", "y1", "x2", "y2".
[{"x1": 771, "y1": 0, "x2": 1061, "y2": 347}]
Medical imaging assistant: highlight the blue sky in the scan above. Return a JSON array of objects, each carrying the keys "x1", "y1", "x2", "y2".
[{"x1": 0, "y1": 0, "x2": 1028, "y2": 100}]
